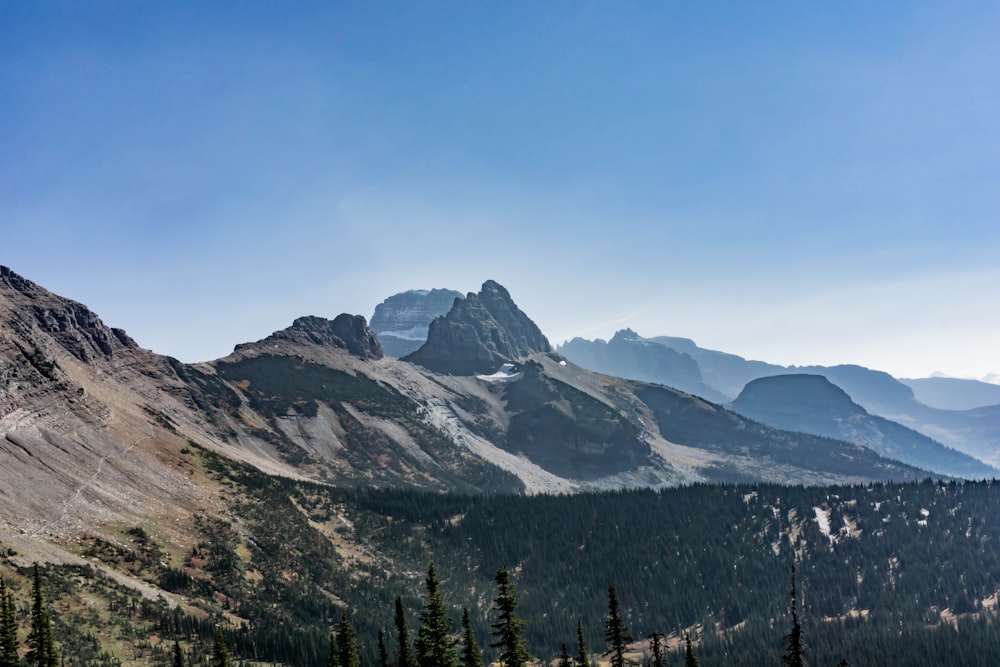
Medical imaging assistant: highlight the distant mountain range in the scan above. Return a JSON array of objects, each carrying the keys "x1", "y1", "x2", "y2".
[{"x1": 556, "y1": 329, "x2": 1000, "y2": 468}]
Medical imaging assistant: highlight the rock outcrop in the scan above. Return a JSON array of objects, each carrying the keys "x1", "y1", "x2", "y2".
[
  {"x1": 2, "y1": 266, "x2": 138, "y2": 364},
  {"x1": 404, "y1": 280, "x2": 551, "y2": 375},
  {"x1": 241, "y1": 314, "x2": 383, "y2": 360},
  {"x1": 369, "y1": 288, "x2": 462, "y2": 357}
]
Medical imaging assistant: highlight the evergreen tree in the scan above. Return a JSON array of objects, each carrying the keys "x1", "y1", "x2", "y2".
[
  {"x1": 782, "y1": 563, "x2": 805, "y2": 667},
  {"x1": 172, "y1": 640, "x2": 186, "y2": 667},
  {"x1": 460, "y1": 607, "x2": 482, "y2": 667},
  {"x1": 574, "y1": 621, "x2": 589, "y2": 667},
  {"x1": 416, "y1": 563, "x2": 457, "y2": 667},
  {"x1": 489, "y1": 567, "x2": 531, "y2": 667},
  {"x1": 647, "y1": 633, "x2": 665, "y2": 667},
  {"x1": 558, "y1": 643, "x2": 572, "y2": 667},
  {"x1": 328, "y1": 631, "x2": 340, "y2": 667},
  {"x1": 603, "y1": 584, "x2": 632, "y2": 667},
  {"x1": 338, "y1": 611, "x2": 360, "y2": 667},
  {"x1": 395, "y1": 596, "x2": 414, "y2": 667},
  {"x1": 683, "y1": 632, "x2": 699, "y2": 667},
  {"x1": 1, "y1": 578, "x2": 19, "y2": 667},
  {"x1": 378, "y1": 629, "x2": 390, "y2": 667},
  {"x1": 26, "y1": 564, "x2": 58, "y2": 667},
  {"x1": 211, "y1": 627, "x2": 231, "y2": 667}
]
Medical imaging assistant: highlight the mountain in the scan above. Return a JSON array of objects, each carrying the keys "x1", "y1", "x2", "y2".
[
  {"x1": 611, "y1": 335, "x2": 1000, "y2": 467},
  {"x1": 1, "y1": 265, "x2": 992, "y2": 666},
  {"x1": 901, "y1": 376, "x2": 1000, "y2": 411},
  {"x1": 730, "y1": 374, "x2": 998, "y2": 479},
  {"x1": 0, "y1": 266, "x2": 931, "y2": 522},
  {"x1": 557, "y1": 329, "x2": 729, "y2": 403},
  {"x1": 369, "y1": 288, "x2": 462, "y2": 357},
  {"x1": 404, "y1": 280, "x2": 552, "y2": 375},
  {"x1": 648, "y1": 335, "x2": 786, "y2": 398}
]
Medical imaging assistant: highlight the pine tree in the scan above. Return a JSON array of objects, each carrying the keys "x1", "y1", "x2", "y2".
[
  {"x1": 378, "y1": 629, "x2": 389, "y2": 667},
  {"x1": 416, "y1": 562, "x2": 457, "y2": 667},
  {"x1": 327, "y1": 631, "x2": 340, "y2": 667},
  {"x1": 338, "y1": 611, "x2": 360, "y2": 667},
  {"x1": 489, "y1": 567, "x2": 531, "y2": 667},
  {"x1": 211, "y1": 627, "x2": 231, "y2": 667},
  {"x1": 647, "y1": 633, "x2": 665, "y2": 667},
  {"x1": 460, "y1": 607, "x2": 482, "y2": 667},
  {"x1": 683, "y1": 632, "x2": 699, "y2": 667},
  {"x1": 26, "y1": 564, "x2": 58, "y2": 667},
  {"x1": 603, "y1": 584, "x2": 632, "y2": 667},
  {"x1": 395, "y1": 596, "x2": 414, "y2": 667},
  {"x1": 574, "y1": 620, "x2": 589, "y2": 667},
  {"x1": 1, "y1": 577, "x2": 20, "y2": 667},
  {"x1": 172, "y1": 640, "x2": 186, "y2": 667},
  {"x1": 558, "y1": 643, "x2": 572, "y2": 667},
  {"x1": 782, "y1": 563, "x2": 805, "y2": 667}
]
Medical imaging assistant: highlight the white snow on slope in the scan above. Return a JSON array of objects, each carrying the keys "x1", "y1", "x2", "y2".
[{"x1": 814, "y1": 506, "x2": 834, "y2": 544}]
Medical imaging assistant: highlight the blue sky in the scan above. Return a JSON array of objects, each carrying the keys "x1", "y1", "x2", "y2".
[{"x1": 3, "y1": 1, "x2": 998, "y2": 379}]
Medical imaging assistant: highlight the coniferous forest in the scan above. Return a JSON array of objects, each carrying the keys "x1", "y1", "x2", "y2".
[{"x1": 3, "y1": 447, "x2": 1000, "y2": 666}]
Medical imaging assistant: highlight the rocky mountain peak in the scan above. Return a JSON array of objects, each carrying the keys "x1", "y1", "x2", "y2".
[
  {"x1": 369, "y1": 288, "x2": 462, "y2": 357},
  {"x1": 404, "y1": 280, "x2": 551, "y2": 375},
  {"x1": 1, "y1": 265, "x2": 138, "y2": 364},
  {"x1": 732, "y1": 374, "x2": 860, "y2": 417},
  {"x1": 243, "y1": 314, "x2": 383, "y2": 360}
]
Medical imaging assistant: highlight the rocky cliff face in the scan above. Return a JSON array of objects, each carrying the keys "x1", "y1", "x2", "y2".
[
  {"x1": 404, "y1": 280, "x2": 551, "y2": 375},
  {"x1": 241, "y1": 314, "x2": 384, "y2": 360},
  {"x1": 369, "y1": 289, "x2": 462, "y2": 357}
]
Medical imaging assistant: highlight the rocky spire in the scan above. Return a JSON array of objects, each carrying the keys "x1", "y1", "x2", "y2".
[{"x1": 404, "y1": 280, "x2": 550, "y2": 375}]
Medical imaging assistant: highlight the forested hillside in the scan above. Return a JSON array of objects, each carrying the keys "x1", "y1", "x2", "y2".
[{"x1": 3, "y1": 448, "x2": 1000, "y2": 666}]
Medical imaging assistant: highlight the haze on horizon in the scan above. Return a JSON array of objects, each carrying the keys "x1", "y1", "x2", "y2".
[{"x1": 2, "y1": 2, "x2": 998, "y2": 381}]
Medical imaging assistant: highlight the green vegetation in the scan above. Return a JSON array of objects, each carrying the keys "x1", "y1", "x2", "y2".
[
  {"x1": 503, "y1": 362, "x2": 649, "y2": 478},
  {"x1": 5, "y1": 449, "x2": 1000, "y2": 665}
]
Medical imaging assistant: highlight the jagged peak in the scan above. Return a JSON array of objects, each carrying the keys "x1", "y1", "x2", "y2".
[
  {"x1": 240, "y1": 314, "x2": 383, "y2": 360},
  {"x1": 404, "y1": 280, "x2": 550, "y2": 375}
]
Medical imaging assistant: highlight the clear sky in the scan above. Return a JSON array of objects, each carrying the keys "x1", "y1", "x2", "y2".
[{"x1": 2, "y1": 1, "x2": 998, "y2": 380}]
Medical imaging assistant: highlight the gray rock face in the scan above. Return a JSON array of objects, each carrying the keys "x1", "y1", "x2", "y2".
[
  {"x1": 369, "y1": 288, "x2": 462, "y2": 357},
  {"x1": 404, "y1": 280, "x2": 551, "y2": 375},
  {"x1": 1, "y1": 265, "x2": 138, "y2": 364},
  {"x1": 244, "y1": 314, "x2": 383, "y2": 360}
]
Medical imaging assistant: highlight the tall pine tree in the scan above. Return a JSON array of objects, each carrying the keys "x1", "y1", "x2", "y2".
[
  {"x1": 603, "y1": 584, "x2": 631, "y2": 667},
  {"x1": 416, "y1": 563, "x2": 457, "y2": 667},
  {"x1": 460, "y1": 607, "x2": 482, "y2": 667},
  {"x1": 395, "y1": 596, "x2": 414, "y2": 667},
  {"x1": 558, "y1": 643, "x2": 572, "y2": 667},
  {"x1": 26, "y1": 564, "x2": 58, "y2": 667},
  {"x1": 782, "y1": 563, "x2": 805, "y2": 667},
  {"x1": 647, "y1": 633, "x2": 665, "y2": 667},
  {"x1": 172, "y1": 640, "x2": 186, "y2": 667},
  {"x1": 683, "y1": 632, "x2": 699, "y2": 667},
  {"x1": 1, "y1": 577, "x2": 20, "y2": 667},
  {"x1": 338, "y1": 611, "x2": 360, "y2": 667},
  {"x1": 489, "y1": 567, "x2": 531, "y2": 667},
  {"x1": 574, "y1": 621, "x2": 589, "y2": 667},
  {"x1": 327, "y1": 631, "x2": 340, "y2": 667},
  {"x1": 377, "y1": 629, "x2": 389, "y2": 667},
  {"x1": 211, "y1": 627, "x2": 231, "y2": 667}
]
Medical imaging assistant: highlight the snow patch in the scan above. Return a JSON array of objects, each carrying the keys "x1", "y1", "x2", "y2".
[{"x1": 814, "y1": 506, "x2": 835, "y2": 544}]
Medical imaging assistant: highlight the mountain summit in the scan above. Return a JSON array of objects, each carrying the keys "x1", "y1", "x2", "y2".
[{"x1": 404, "y1": 280, "x2": 551, "y2": 375}]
